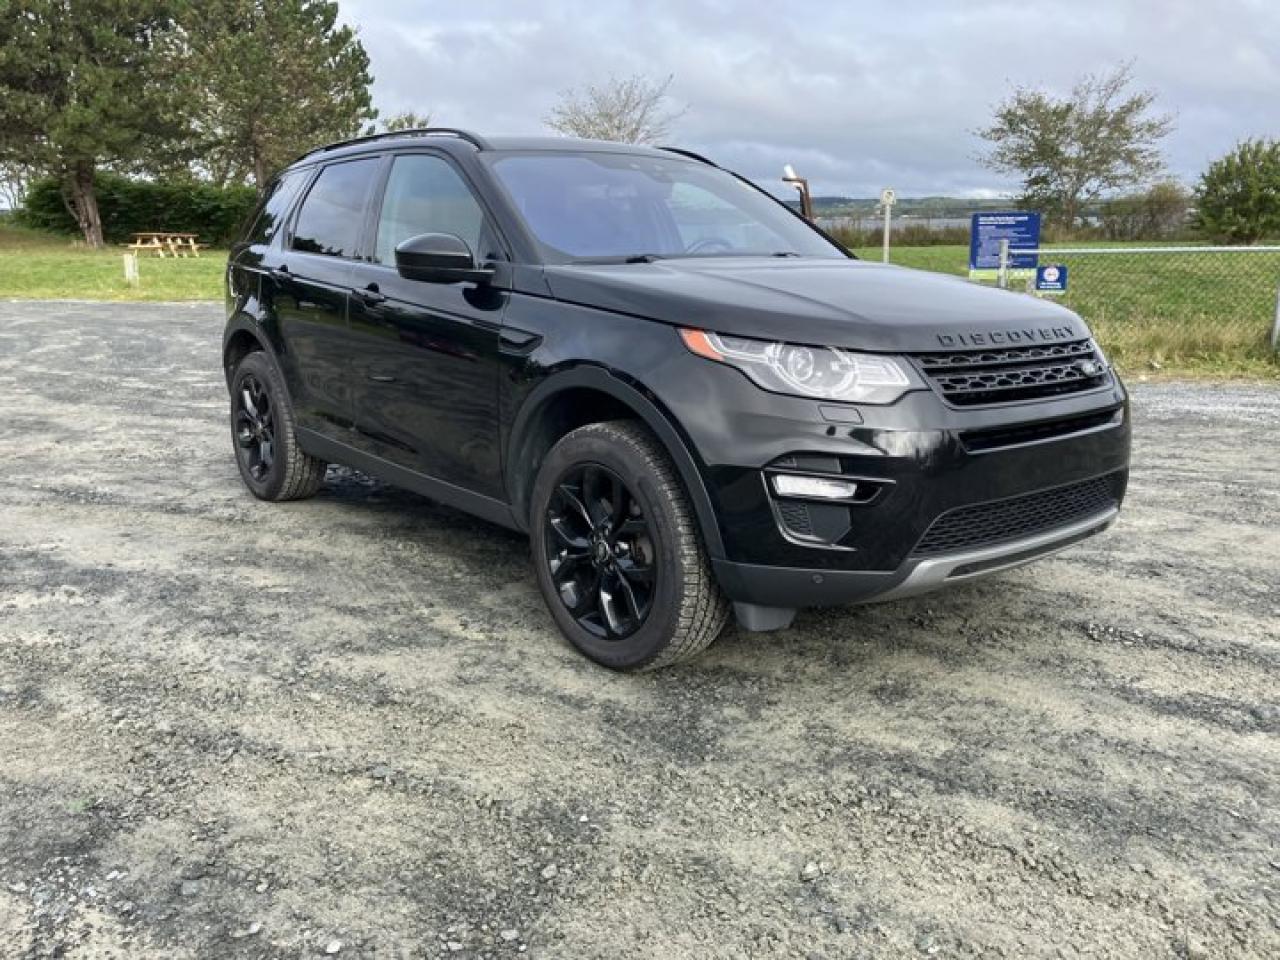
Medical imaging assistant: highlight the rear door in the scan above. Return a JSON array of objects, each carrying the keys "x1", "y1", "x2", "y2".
[
  {"x1": 227, "y1": 165, "x2": 309, "y2": 312},
  {"x1": 346, "y1": 151, "x2": 508, "y2": 498},
  {"x1": 262, "y1": 156, "x2": 381, "y2": 435}
]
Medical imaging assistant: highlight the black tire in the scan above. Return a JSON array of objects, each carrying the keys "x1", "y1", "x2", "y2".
[
  {"x1": 229, "y1": 351, "x2": 326, "y2": 502},
  {"x1": 530, "y1": 420, "x2": 730, "y2": 670}
]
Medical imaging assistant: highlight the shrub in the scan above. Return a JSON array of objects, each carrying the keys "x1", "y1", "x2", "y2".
[
  {"x1": 1097, "y1": 181, "x2": 1193, "y2": 241},
  {"x1": 1195, "y1": 139, "x2": 1280, "y2": 245},
  {"x1": 17, "y1": 173, "x2": 258, "y2": 247},
  {"x1": 827, "y1": 223, "x2": 970, "y2": 248}
]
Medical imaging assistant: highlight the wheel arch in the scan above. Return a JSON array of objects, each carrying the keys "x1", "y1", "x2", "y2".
[
  {"x1": 506, "y1": 365, "x2": 725, "y2": 559},
  {"x1": 222, "y1": 315, "x2": 287, "y2": 395}
]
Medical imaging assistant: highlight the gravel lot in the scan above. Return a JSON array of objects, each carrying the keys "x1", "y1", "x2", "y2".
[{"x1": 1, "y1": 300, "x2": 1278, "y2": 959}]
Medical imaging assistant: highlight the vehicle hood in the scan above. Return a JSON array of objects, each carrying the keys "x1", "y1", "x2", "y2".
[{"x1": 541, "y1": 257, "x2": 1090, "y2": 352}]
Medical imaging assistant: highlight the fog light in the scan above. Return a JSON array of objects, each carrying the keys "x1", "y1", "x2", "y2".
[{"x1": 772, "y1": 475, "x2": 859, "y2": 500}]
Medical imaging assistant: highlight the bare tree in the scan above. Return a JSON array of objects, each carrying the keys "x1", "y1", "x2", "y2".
[
  {"x1": 977, "y1": 62, "x2": 1174, "y2": 227},
  {"x1": 545, "y1": 74, "x2": 683, "y2": 144},
  {"x1": 382, "y1": 110, "x2": 433, "y2": 132}
]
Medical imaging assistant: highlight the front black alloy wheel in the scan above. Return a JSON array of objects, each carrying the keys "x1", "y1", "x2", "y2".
[
  {"x1": 531, "y1": 421, "x2": 729, "y2": 670},
  {"x1": 545, "y1": 464, "x2": 656, "y2": 641}
]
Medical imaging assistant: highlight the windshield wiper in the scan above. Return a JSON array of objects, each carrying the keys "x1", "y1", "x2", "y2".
[
  {"x1": 571, "y1": 251, "x2": 804, "y2": 264},
  {"x1": 569, "y1": 253, "x2": 667, "y2": 265}
]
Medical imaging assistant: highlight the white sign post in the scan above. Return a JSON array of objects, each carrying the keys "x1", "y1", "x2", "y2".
[{"x1": 879, "y1": 187, "x2": 896, "y2": 264}]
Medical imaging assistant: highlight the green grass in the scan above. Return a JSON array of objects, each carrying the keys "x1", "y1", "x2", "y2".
[
  {"x1": 0, "y1": 224, "x2": 224, "y2": 301},
  {"x1": 852, "y1": 245, "x2": 968, "y2": 276}
]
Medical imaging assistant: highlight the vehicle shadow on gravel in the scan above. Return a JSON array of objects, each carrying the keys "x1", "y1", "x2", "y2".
[{"x1": 314, "y1": 463, "x2": 970, "y2": 675}]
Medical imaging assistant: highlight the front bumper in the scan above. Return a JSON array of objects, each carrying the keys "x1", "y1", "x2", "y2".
[
  {"x1": 713, "y1": 504, "x2": 1118, "y2": 607},
  {"x1": 653, "y1": 353, "x2": 1131, "y2": 607}
]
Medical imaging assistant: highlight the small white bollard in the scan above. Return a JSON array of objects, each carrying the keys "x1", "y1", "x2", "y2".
[{"x1": 123, "y1": 252, "x2": 139, "y2": 287}]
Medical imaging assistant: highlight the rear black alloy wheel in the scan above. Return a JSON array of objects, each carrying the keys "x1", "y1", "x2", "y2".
[
  {"x1": 234, "y1": 374, "x2": 275, "y2": 482},
  {"x1": 545, "y1": 464, "x2": 656, "y2": 641},
  {"x1": 531, "y1": 421, "x2": 730, "y2": 670},
  {"x1": 228, "y1": 351, "x2": 327, "y2": 502}
]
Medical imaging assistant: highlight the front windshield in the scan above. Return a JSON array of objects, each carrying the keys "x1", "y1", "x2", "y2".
[{"x1": 485, "y1": 151, "x2": 846, "y2": 262}]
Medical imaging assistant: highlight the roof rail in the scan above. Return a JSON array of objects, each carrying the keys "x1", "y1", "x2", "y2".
[
  {"x1": 659, "y1": 146, "x2": 719, "y2": 167},
  {"x1": 298, "y1": 127, "x2": 491, "y2": 162}
]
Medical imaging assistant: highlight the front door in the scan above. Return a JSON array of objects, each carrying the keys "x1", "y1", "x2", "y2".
[{"x1": 347, "y1": 152, "x2": 507, "y2": 499}]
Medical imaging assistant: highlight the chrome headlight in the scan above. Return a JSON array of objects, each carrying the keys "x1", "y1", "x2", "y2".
[{"x1": 680, "y1": 329, "x2": 913, "y2": 404}]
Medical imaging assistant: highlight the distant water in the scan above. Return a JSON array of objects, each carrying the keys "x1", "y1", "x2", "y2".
[{"x1": 817, "y1": 216, "x2": 971, "y2": 232}]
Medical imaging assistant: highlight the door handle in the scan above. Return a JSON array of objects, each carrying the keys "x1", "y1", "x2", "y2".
[
  {"x1": 268, "y1": 265, "x2": 291, "y2": 282},
  {"x1": 355, "y1": 283, "x2": 386, "y2": 306}
]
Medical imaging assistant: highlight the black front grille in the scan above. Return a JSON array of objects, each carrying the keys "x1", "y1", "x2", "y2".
[
  {"x1": 911, "y1": 472, "x2": 1125, "y2": 557},
  {"x1": 912, "y1": 339, "x2": 1109, "y2": 405}
]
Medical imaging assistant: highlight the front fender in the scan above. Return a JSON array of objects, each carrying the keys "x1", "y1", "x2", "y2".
[{"x1": 505, "y1": 364, "x2": 726, "y2": 559}]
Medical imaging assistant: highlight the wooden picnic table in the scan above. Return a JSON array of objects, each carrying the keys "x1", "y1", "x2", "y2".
[{"x1": 125, "y1": 232, "x2": 205, "y2": 258}]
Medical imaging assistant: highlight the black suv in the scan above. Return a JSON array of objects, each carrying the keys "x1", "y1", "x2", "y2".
[{"x1": 224, "y1": 128, "x2": 1129, "y2": 670}]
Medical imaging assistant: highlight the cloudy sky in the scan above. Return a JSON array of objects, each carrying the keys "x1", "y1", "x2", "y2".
[{"x1": 340, "y1": 0, "x2": 1279, "y2": 199}]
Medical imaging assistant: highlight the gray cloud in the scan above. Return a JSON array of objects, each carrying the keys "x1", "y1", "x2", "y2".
[{"x1": 341, "y1": 0, "x2": 1280, "y2": 197}]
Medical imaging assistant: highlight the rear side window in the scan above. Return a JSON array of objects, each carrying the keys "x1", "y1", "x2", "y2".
[
  {"x1": 373, "y1": 154, "x2": 491, "y2": 264},
  {"x1": 244, "y1": 168, "x2": 306, "y2": 245},
  {"x1": 292, "y1": 158, "x2": 380, "y2": 258}
]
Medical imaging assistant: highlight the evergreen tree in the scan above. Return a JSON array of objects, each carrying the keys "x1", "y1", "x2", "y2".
[
  {"x1": 177, "y1": 0, "x2": 376, "y2": 189},
  {"x1": 0, "y1": 0, "x2": 184, "y2": 246}
]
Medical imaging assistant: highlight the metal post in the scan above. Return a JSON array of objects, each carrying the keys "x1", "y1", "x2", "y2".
[
  {"x1": 782, "y1": 166, "x2": 814, "y2": 222},
  {"x1": 882, "y1": 202, "x2": 891, "y2": 264},
  {"x1": 1272, "y1": 280, "x2": 1280, "y2": 352},
  {"x1": 997, "y1": 239, "x2": 1010, "y2": 289},
  {"x1": 879, "y1": 187, "x2": 896, "y2": 264},
  {"x1": 798, "y1": 179, "x2": 813, "y2": 221}
]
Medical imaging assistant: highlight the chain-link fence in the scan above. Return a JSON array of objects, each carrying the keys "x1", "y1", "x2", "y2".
[{"x1": 989, "y1": 246, "x2": 1280, "y2": 371}]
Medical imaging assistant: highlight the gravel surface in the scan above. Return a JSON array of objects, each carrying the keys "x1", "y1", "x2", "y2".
[{"x1": 1, "y1": 301, "x2": 1278, "y2": 959}]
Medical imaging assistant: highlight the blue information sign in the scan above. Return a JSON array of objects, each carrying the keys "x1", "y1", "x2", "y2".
[
  {"x1": 1035, "y1": 264, "x2": 1068, "y2": 293},
  {"x1": 968, "y1": 212, "x2": 1041, "y2": 272}
]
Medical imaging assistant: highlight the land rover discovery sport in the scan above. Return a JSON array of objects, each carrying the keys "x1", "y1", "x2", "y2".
[{"x1": 223, "y1": 128, "x2": 1130, "y2": 670}]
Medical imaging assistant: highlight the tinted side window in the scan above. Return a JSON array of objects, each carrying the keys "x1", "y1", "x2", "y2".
[
  {"x1": 292, "y1": 158, "x2": 379, "y2": 258},
  {"x1": 245, "y1": 168, "x2": 307, "y2": 245},
  {"x1": 374, "y1": 155, "x2": 491, "y2": 264}
]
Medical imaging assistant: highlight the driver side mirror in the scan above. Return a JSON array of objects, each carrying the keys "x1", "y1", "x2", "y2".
[{"x1": 394, "y1": 233, "x2": 494, "y2": 284}]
